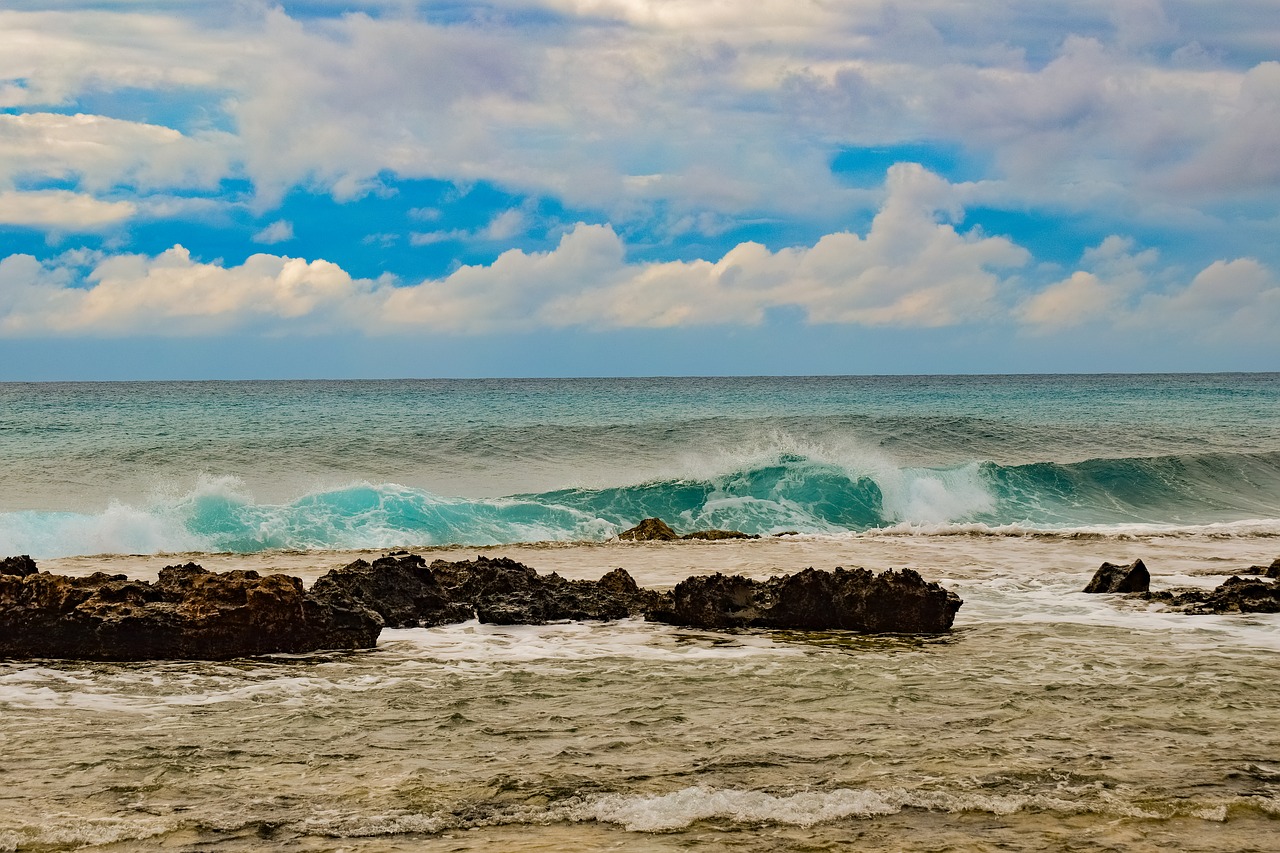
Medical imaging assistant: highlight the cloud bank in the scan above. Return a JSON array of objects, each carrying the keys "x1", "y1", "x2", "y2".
[{"x1": 2, "y1": 166, "x2": 1274, "y2": 344}]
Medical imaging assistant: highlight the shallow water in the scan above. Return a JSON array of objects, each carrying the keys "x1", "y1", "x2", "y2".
[{"x1": 5, "y1": 535, "x2": 1280, "y2": 851}]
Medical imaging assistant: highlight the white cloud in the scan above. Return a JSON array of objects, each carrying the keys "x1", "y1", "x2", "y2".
[
  {"x1": 0, "y1": 189, "x2": 135, "y2": 229},
  {"x1": 0, "y1": 165, "x2": 1029, "y2": 336},
  {"x1": 1018, "y1": 235, "x2": 1280, "y2": 342},
  {"x1": 252, "y1": 219, "x2": 294, "y2": 244},
  {"x1": 5, "y1": 3, "x2": 1275, "y2": 230},
  {"x1": 0, "y1": 112, "x2": 236, "y2": 192},
  {"x1": 1139, "y1": 258, "x2": 1280, "y2": 341},
  {"x1": 0, "y1": 245, "x2": 372, "y2": 336}
]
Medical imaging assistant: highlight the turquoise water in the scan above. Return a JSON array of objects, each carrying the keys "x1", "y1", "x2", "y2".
[{"x1": 2, "y1": 374, "x2": 1278, "y2": 557}]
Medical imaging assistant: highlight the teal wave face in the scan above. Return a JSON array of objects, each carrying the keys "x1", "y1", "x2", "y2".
[
  {"x1": 4, "y1": 451, "x2": 1280, "y2": 558},
  {"x1": 986, "y1": 451, "x2": 1280, "y2": 526}
]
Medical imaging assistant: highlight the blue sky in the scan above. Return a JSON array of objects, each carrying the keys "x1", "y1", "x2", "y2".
[{"x1": 0, "y1": 0, "x2": 1277, "y2": 378}]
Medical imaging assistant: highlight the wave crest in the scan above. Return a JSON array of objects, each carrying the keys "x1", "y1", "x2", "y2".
[{"x1": 3, "y1": 451, "x2": 1280, "y2": 558}]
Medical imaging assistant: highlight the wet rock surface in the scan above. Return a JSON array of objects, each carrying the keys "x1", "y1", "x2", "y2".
[
  {"x1": 1240, "y1": 557, "x2": 1280, "y2": 579},
  {"x1": 646, "y1": 567, "x2": 963, "y2": 633},
  {"x1": 3, "y1": 553, "x2": 967, "y2": 659},
  {"x1": 1145, "y1": 576, "x2": 1280, "y2": 614},
  {"x1": 0, "y1": 555, "x2": 38, "y2": 577},
  {"x1": 1083, "y1": 559, "x2": 1151, "y2": 593},
  {"x1": 618, "y1": 517, "x2": 758, "y2": 542},
  {"x1": 680, "y1": 530, "x2": 760, "y2": 541},
  {"x1": 0, "y1": 561, "x2": 382, "y2": 660},
  {"x1": 617, "y1": 518, "x2": 679, "y2": 541},
  {"x1": 311, "y1": 554, "x2": 667, "y2": 626}
]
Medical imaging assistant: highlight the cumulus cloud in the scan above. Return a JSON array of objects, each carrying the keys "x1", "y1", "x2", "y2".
[
  {"x1": 1018, "y1": 235, "x2": 1280, "y2": 342},
  {"x1": 1, "y1": 162, "x2": 1274, "y2": 346},
  {"x1": 0, "y1": 246, "x2": 372, "y2": 336},
  {"x1": 0, "y1": 164, "x2": 1029, "y2": 336},
  {"x1": 0, "y1": 112, "x2": 235, "y2": 193},
  {"x1": 0, "y1": 189, "x2": 135, "y2": 229}
]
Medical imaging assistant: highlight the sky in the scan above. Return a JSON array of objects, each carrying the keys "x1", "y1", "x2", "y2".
[{"x1": 0, "y1": 0, "x2": 1278, "y2": 379}]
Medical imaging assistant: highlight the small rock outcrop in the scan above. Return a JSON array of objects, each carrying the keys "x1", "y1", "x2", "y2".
[
  {"x1": 1241, "y1": 558, "x2": 1280, "y2": 579},
  {"x1": 1146, "y1": 576, "x2": 1280, "y2": 614},
  {"x1": 618, "y1": 518, "x2": 679, "y2": 541},
  {"x1": 646, "y1": 567, "x2": 962, "y2": 633},
  {"x1": 680, "y1": 530, "x2": 760, "y2": 541},
  {"x1": 0, "y1": 555, "x2": 38, "y2": 577},
  {"x1": 1083, "y1": 559, "x2": 1150, "y2": 593},
  {"x1": 0, "y1": 561, "x2": 382, "y2": 660},
  {"x1": 309, "y1": 553, "x2": 472, "y2": 628},
  {"x1": 618, "y1": 517, "x2": 758, "y2": 541},
  {"x1": 311, "y1": 554, "x2": 666, "y2": 626}
]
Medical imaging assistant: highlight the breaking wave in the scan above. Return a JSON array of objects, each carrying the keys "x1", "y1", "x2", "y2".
[{"x1": 4, "y1": 451, "x2": 1280, "y2": 558}]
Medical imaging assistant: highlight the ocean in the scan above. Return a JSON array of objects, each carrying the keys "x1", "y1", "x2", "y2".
[{"x1": 2, "y1": 374, "x2": 1279, "y2": 851}]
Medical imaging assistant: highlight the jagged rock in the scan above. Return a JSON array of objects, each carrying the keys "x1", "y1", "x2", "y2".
[
  {"x1": 310, "y1": 554, "x2": 666, "y2": 626},
  {"x1": 0, "y1": 561, "x2": 382, "y2": 660},
  {"x1": 646, "y1": 567, "x2": 962, "y2": 633},
  {"x1": 1083, "y1": 559, "x2": 1150, "y2": 593},
  {"x1": 0, "y1": 555, "x2": 38, "y2": 577},
  {"x1": 680, "y1": 530, "x2": 760, "y2": 541},
  {"x1": 618, "y1": 518, "x2": 679, "y2": 541},
  {"x1": 309, "y1": 553, "x2": 471, "y2": 628},
  {"x1": 1146, "y1": 576, "x2": 1280, "y2": 614}
]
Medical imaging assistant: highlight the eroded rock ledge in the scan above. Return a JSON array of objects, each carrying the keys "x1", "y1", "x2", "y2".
[
  {"x1": 0, "y1": 561, "x2": 382, "y2": 661},
  {"x1": 310, "y1": 553, "x2": 666, "y2": 627},
  {"x1": 2, "y1": 554, "x2": 965, "y2": 659},
  {"x1": 646, "y1": 567, "x2": 962, "y2": 633}
]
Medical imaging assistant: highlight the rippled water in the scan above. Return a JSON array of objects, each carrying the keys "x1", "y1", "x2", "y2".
[
  {"x1": 5, "y1": 536, "x2": 1280, "y2": 851},
  {"x1": 3, "y1": 375, "x2": 1279, "y2": 556}
]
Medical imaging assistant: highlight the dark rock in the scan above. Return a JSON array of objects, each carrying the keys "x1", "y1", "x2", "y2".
[
  {"x1": 310, "y1": 555, "x2": 665, "y2": 626},
  {"x1": 0, "y1": 562, "x2": 381, "y2": 660},
  {"x1": 618, "y1": 518, "x2": 679, "y2": 541},
  {"x1": 1146, "y1": 576, "x2": 1280, "y2": 614},
  {"x1": 1242, "y1": 557, "x2": 1280, "y2": 579},
  {"x1": 0, "y1": 555, "x2": 38, "y2": 577},
  {"x1": 680, "y1": 530, "x2": 760, "y2": 541},
  {"x1": 646, "y1": 567, "x2": 962, "y2": 634},
  {"x1": 310, "y1": 553, "x2": 471, "y2": 628},
  {"x1": 1083, "y1": 560, "x2": 1150, "y2": 593},
  {"x1": 773, "y1": 531, "x2": 801, "y2": 537}
]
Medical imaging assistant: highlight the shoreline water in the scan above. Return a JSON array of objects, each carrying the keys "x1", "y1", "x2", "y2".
[{"x1": 6, "y1": 533, "x2": 1280, "y2": 851}]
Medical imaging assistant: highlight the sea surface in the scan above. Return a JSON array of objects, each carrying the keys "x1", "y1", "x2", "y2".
[{"x1": 2, "y1": 374, "x2": 1279, "y2": 851}]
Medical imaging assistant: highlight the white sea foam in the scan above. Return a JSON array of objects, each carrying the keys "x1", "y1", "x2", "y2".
[{"x1": 383, "y1": 618, "x2": 800, "y2": 665}]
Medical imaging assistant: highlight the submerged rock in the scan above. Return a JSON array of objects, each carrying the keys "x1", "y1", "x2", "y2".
[
  {"x1": 311, "y1": 554, "x2": 666, "y2": 626},
  {"x1": 1083, "y1": 560, "x2": 1150, "y2": 593},
  {"x1": 0, "y1": 561, "x2": 382, "y2": 660},
  {"x1": 618, "y1": 518, "x2": 679, "y2": 541},
  {"x1": 646, "y1": 567, "x2": 962, "y2": 633}
]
